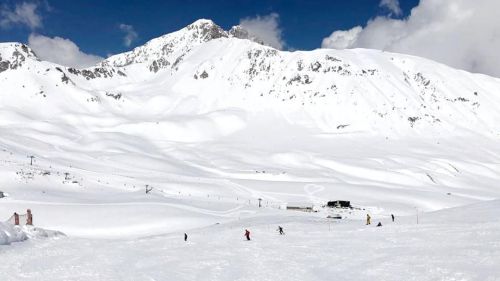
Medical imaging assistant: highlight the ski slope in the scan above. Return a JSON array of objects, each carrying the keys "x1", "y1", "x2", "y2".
[
  {"x1": 1, "y1": 200, "x2": 500, "y2": 281},
  {"x1": 1, "y1": 19, "x2": 500, "y2": 280}
]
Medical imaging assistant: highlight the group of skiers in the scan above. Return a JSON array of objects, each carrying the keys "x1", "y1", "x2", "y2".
[
  {"x1": 183, "y1": 226, "x2": 286, "y2": 242},
  {"x1": 244, "y1": 226, "x2": 284, "y2": 240},
  {"x1": 366, "y1": 213, "x2": 395, "y2": 227},
  {"x1": 183, "y1": 214, "x2": 396, "y2": 242}
]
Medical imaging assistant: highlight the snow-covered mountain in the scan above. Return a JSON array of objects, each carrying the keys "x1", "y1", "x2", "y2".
[
  {"x1": 1, "y1": 19, "x2": 500, "y2": 240},
  {"x1": 2, "y1": 19, "x2": 500, "y2": 136}
]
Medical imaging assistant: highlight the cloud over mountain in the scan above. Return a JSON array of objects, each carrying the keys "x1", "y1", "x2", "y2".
[
  {"x1": 28, "y1": 34, "x2": 103, "y2": 68},
  {"x1": 239, "y1": 13, "x2": 285, "y2": 50},
  {"x1": 322, "y1": 0, "x2": 500, "y2": 77},
  {"x1": 119, "y1": 23, "x2": 138, "y2": 47}
]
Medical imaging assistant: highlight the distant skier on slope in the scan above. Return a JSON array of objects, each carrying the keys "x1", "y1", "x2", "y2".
[
  {"x1": 244, "y1": 229, "x2": 251, "y2": 241},
  {"x1": 366, "y1": 214, "x2": 371, "y2": 225},
  {"x1": 184, "y1": 233, "x2": 188, "y2": 241},
  {"x1": 377, "y1": 222, "x2": 382, "y2": 227},
  {"x1": 391, "y1": 214, "x2": 395, "y2": 222},
  {"x1": 278, "y1": 226, "x2": 284, "y2": 235}
]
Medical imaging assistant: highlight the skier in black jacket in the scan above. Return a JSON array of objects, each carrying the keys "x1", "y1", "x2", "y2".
[{"x1": 278, "y1": 226, "x2": 284, "y2": 235}]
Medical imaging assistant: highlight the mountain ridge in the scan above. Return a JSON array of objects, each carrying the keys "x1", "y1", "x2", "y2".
[{"x1": 0, "y1": 19, "x2": 499, "y2": 137}]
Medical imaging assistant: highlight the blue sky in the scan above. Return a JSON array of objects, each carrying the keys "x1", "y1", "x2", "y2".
[
  {"x1": 1, "y1": 0, "x2": 499, "y2": 78},
  {"x1": 0, "y1": 0, "x2": 418, "y2": 56}
]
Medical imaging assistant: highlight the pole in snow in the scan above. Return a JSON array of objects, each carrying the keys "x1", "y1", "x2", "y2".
[{"x1": 27, "y1": 155, "x2": 35, "y2": 165}]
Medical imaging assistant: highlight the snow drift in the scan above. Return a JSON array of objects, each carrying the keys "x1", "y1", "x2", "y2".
[{"x1": 0, "y1": 222, "x2": 64, "y2": 245}]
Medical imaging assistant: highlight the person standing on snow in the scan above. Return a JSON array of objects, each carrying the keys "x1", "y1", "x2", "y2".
[
  {"x1": 184, "y1": 233, "x2": 188, "y2": 241},
  {"x1": 391, "y1": 214, "x2": 395, "y2": 222},
  {"x1": 244, "y1": 229, "x2": 251, "y2": 241},
  {"x1": 366, "y1": 214, "x2": 371, "y2": 225},
  {"x1": 278, "y1": 226, "x2": 284, "y2": 235}
]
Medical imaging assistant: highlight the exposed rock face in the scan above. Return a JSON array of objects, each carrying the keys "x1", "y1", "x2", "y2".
[
  {"x1": 186, "y1": 19, "x2": 228, "y2": 41},
  {"x1": 229, "y1": 25, "x2": 265, "y2": 45},
  {"x1": 0, "y1": 43, "x2": 39, "y2": 73},
  {"x1": 0, "y1": 58, "x2": 10, "y2": 73},
  {"x1": 67, "y1": 67, "x2": 126, "y2": 80},
  {"x1": 228, "y1": 25, "x2": 248, "y2": 39},
  {"x1": 149, "y1": 58, "x2": 170, "y2": 73}
]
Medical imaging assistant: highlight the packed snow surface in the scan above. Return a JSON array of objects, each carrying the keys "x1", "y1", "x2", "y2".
[
  {"x1": 1, "y1": 19, "x2": 500, "y2": 280},
  {"x1": 1, "y1": 201, "x2": 500, "y2": 281}
]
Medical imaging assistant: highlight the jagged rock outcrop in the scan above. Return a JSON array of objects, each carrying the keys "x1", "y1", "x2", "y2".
[
  {"x1": 229, "y1": 25, "x2": 265, "y2": 45},
  {"x1": 0, "y1": 43, "x2": 39, "y2": 73}
]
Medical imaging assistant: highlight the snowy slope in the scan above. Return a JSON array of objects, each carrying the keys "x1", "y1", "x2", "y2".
[
  {"x1": 1, "y1": 200, "x2": 500, "y2": 280},
  {"x1": 0, "y1": 19, "x2": 499, "y2": 240},
  {"x1": 1, "y1": 18, "x2": 500, "y2": 281}
]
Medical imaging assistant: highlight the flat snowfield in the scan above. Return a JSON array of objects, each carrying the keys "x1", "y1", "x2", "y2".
[{"x1": 1, "y1": 200, "x2": 500, "y2": 281}]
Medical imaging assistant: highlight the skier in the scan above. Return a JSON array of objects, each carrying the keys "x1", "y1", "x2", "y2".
[
  {"x1": 366, "y1": 214, "x2": 371, "y2": 225},
  {"x1": 184, "y1": 233, "x2": 188, "y2": 242},
  {"x1": 278, "y1": 226, "x2": 284, "y2": 235},
  {"x1": 391, "y1": 214, "x2": 395, "y2": 222},
  {"x1": 244, "y1": 229, "x2": 251, "y2": 241},
  {"x1": 377, "y1": 222, "x2": 382, "y2": 227}
]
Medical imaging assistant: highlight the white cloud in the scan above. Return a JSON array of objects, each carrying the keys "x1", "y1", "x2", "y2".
[
  {"x1": 322, "y1": 0, "x2": 500, "y2": 78},
  {"x1": 239, "y1": 13, "x2": 285, "y2": 50},
  {"x1": 379, "y1": 0, "x2": 402, "y2": 16},
  {"x1": 28, "y1": 34, "x2": 103, "y2": 68},
  {"x1": 119, "y1": 24, "x2": 138, "y2": 47},
  {"x1": 321, "y1": 26, "x2": 363, "y2": 50},
  {"x1": 0, "y1": 2, "x2": 42, "y2": 30}
]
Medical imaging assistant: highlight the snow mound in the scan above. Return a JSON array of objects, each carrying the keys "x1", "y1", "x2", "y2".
[
  {"x1": 0, "y1": 222, "x2": 27, "y2": 245},
  {"x1": 0, "y1": 222, "x2": 65, "y2": 245}
]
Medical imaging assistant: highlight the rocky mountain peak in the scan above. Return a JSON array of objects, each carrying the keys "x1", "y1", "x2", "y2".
[
  {"x1": 186, "y1": 19, "x2": 228, "y2": 41},
  {"x1": 101, "y1": 19, "x2": 272, "y2": 69},
  {"x1": 0, "y1": 43, "x2": 39, "y2": 73}
]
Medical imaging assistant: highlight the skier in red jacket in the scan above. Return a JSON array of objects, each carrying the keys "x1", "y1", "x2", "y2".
[{"x1": 244, "y1": 229, "x2": 251, "y2": 241}]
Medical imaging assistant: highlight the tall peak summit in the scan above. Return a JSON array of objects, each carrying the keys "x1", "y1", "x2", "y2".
[
  {"x1": 184, "y1": 19, "x2": 228, "y2": 42},
  {"x1": 102, "y1": 19, "x2": 266, "y2": 69}
]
